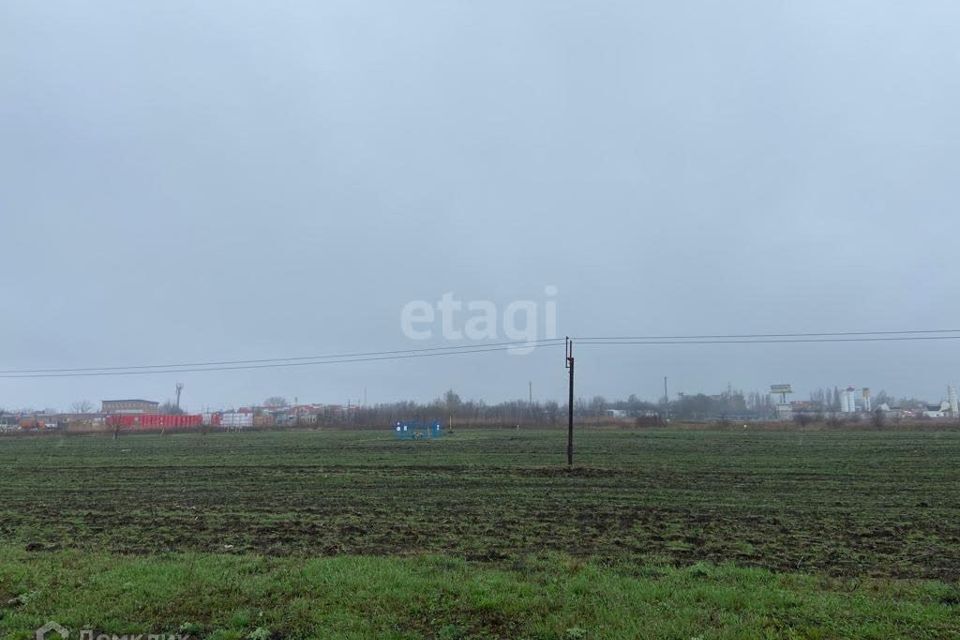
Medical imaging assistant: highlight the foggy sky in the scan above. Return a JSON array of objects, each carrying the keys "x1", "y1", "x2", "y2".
[{"x1": 2, "y1": 1, "x2": 959, "y2": 411}]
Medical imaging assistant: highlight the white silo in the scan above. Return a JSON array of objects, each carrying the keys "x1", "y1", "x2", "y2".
[
  {"x1": 842, "y1": 387, "x2": 857, "y2": 413},
  {"x1": 862, "y1": 388, "x2": 872, "y2": 413},
  {"x1": 949, "y1": 386, "x2": 959, "y2": 417}
]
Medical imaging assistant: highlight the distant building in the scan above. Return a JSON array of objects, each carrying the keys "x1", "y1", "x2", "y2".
[
  {"x1": 604, "y1": 409, "x2": 628, "y2": 418},
  {"x1": 922, "y1": 402, "x2": 951, "y2": 419},
  {"x1": 220, "y1": 412, "x2": 254, "y2": 429},
  {"x1": 101, "y1": 399, "x2": 160, "y2": 415},
  {"x1": 775, "y1": 403, "x2": 794, "y2": 420},
  {"x1": 841, "y1": 387, "x2": 857, "y2": 413}
]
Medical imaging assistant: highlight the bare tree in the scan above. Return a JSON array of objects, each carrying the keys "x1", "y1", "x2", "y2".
[
  {"x1": 589, "y1": 396, "x2": 608, "y2": 415},
  {"x1": 71, "y1": 400, "x2": 94, "y2": 414},
  {"x1": 544, "y1": 401, "x2": 560, "y2": 426},
  {"x1": 264, "y1": 396, "x2": 289, "y2": 409},
  {"x1": 826, "y1": 412, "x2": 843, "y2": 428}
]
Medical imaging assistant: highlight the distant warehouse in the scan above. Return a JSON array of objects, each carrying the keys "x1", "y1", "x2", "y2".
[{"x1": 101, "y1": 399, "x2": 160, "y2": 415}]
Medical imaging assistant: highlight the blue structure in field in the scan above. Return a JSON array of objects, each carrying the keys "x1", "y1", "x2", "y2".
[{"x1": 394, "y1": 420, "x2": 444, "y2": 440}]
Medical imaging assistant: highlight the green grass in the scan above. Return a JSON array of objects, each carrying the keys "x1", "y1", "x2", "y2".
[
  {"x1": 0, "y1": 548, "x2": 956, "y2": 639},
  {"x1": 0, "y1": 428, "x2": 957, "y2": 638}
]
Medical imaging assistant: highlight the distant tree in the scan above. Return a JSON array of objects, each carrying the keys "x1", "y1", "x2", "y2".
[
  {"x1": 264, "y1": 396, "x2": 289, "y2": 409},
  {"x1": 71, "y1": 400, "x2": 93, "y2": 414},
  {"x1": 794, "y1": 412, "x2": 814, "y2": 427},
  {"x1": 589, "y1": 396, "x2": 608, "y2": 415},
  {"x1": 544, "y1": 401, "x2": 560, "y2": 425},
  {"x1": 871, "y1": 408, "x2": 886, "y2": 429},
  {"x1": 574, "y1": 398, "x2": 589, "y2": 417},
  {"x1": 443, "y1": 390, "x2": 462, "y2": 411},
  {"x1": 160, "y1": 401, "x2": 185, "y2": 415},
  {"x1": 674, "y1": 393, "x2": 714, "y2": 420},
  {"x1": 809, "y1": 388, "x2": 824, "y2": 408}
]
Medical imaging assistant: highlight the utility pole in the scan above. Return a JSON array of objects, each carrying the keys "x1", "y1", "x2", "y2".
[
  {"x1": 663, "y1": 376, "x2": 669, "y2": 422},
  {"x1": 565, "y1": 337, "x2": 575, "y2": 466},
  {"x1": 527, "y1": 380, "x2": 534, "y2": 427}
]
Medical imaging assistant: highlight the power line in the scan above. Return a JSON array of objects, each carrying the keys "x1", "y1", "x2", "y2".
[
  {"x1": 0, "y1": 340, "x2": 564, "y2": 379},
  {"x1": 0, "y1": 338, "x2": 565, "y2": 376},
  {"x1": 578, "y1": 329, "x2": 960, "y2": 340},
  {"x1": 2, "y1": 328, "x2": 957, "y2": 380},
  {"x1": 577, "y1": 336, "x2": 960, "y2": 346}
]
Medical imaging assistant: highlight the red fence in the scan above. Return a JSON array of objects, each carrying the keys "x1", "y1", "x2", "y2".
[{"x1": 106, "y1": 414, "x2": 205, "y2": 431}]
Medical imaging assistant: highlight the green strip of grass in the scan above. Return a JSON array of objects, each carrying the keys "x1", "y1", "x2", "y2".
[{"x1": 0, "y1": 549, "x2": 955, "y2": 639}]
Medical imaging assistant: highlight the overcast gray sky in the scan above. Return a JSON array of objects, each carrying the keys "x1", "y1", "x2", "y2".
[{"x1": 2, "y1": 1, "x2": 959, "y2": 411}]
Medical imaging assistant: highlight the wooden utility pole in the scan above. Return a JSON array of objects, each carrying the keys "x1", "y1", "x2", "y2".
[{"x1": 566, "y1": 337, "x2": 575, "y2": 466}]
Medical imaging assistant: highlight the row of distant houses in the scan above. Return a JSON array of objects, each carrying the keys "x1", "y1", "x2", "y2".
[
  {"x1": 903, "y1": 400, "x2": 959, "y2": 420},
  {"x1": 775, "y1": 400, "x2": 960, "y2": 422},
  {"x1": 0, "y1": 399, "x2": 161, "y2": 431},
  {"x1": 0, "y1": 398, "x2": 363, "y2": 431}
]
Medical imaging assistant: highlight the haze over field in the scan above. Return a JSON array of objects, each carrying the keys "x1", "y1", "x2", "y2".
[{"x1": 2, "y1": 1, "x2": 959, "y2": 409}]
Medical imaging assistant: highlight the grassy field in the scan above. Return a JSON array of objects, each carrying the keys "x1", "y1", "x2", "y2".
[{"x1": 0, "y1": 428, "x2": 957, "y2": 638}]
